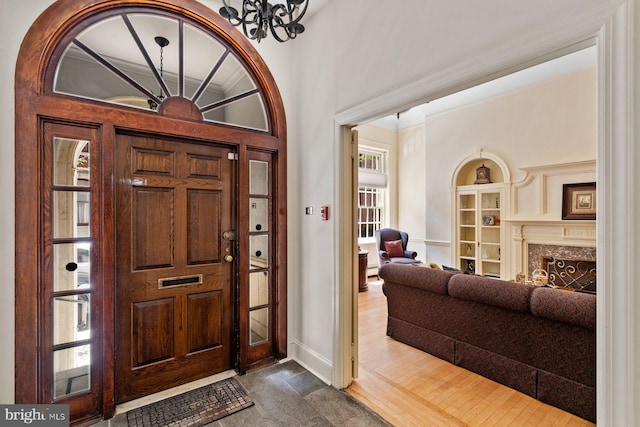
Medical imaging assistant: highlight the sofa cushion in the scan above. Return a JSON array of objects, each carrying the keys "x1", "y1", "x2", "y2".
[
  {"x1": 384, "y1": 240, "x2": 404, "y2": 257},
  {"x1": 379, "y1": 263, "x2": 452, "y2": 295},
  {"x1": 530, "y1": 287, "x2": 596, "y2": 330},
  {"x1": 448, "y1": 275, "x2": 532, "y2": 313}
]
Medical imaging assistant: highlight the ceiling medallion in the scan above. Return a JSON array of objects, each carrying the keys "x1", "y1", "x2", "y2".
[{"x1": 219, "y1": 0, "x2": 308, "y2": 43}]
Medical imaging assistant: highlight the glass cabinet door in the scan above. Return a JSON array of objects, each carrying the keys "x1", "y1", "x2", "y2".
[{"x1": 456, "y1": 187, "x2": 503, "y2": 278}]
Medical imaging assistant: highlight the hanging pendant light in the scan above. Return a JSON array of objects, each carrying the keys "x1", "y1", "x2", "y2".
[
  {"x1": 148, "y1": 36, "x2": 169, "y2": 110},
  {"x1": 219, "y1": 0, "x2": 308, "y2": 43}
]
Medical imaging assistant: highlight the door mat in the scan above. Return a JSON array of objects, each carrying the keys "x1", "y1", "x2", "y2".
[{"x1": 126, "y1": 377, "x2": 254, "y2": 427}]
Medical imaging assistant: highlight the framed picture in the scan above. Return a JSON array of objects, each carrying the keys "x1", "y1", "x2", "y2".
[{"x1": 562, "y1": 182, "x2": 596, "y2": 220}]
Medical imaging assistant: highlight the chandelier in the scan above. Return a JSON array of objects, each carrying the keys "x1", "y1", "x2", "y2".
[
  {"x1": 148, "y1": 36, "x2": 169, "y2": 110},
  {"x1": 219, "y1": 0, "x2": 308, "y2": 43}
]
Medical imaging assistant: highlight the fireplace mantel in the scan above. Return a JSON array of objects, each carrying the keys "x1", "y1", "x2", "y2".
[
  {"x1": 507, "y1": 220, "x2": 596, "y2": 280},
  {"x1": 502, "y1": 160, "x2": 596, "y2": 280}
]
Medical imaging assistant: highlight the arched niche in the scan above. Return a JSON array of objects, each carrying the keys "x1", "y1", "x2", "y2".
[{"x1": 451, "y1": 150, "x2": 511, "y2": 187}]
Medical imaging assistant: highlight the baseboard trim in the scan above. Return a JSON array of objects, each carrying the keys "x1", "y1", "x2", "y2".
[{"x1": 289, "y1": 340, "x2": 332, "y2": 385}]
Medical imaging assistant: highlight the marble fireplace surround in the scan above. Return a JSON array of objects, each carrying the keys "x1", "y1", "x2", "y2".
[
  {"x1": 509, "y1": 221, "x2": 596, "y2": 283},
  {"x1": 528, "y1": 244, "x2": 596, "y2": 278}
]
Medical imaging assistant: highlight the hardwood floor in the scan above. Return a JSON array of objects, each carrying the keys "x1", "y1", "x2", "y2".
[{"x1": 345, "y1": 280, "x2": 596, "y2": 427}]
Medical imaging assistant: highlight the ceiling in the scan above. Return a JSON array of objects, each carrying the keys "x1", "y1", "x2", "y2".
[{"x1": 371, "y1": 45, "x2": 597, "y2": 131}]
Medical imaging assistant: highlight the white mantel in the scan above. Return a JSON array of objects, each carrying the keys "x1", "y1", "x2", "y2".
[
  {"x1": 506, "y1": 219, "x2": 596, "y2": 280},
  {"x1": 504, "y1": 160, "x2": 596, "y2": 280}
]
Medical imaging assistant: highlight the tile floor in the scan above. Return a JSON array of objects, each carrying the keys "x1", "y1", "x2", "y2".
[{"x1": 97, "y1": 361, "x2": 391, "y2": 426}]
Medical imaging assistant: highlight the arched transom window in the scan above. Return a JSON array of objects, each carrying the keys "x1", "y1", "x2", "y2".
[{"x1": 53, "y1": 11, "x2": 269, "y2": 131}]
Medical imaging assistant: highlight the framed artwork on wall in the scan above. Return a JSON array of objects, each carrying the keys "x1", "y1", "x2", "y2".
[{"x1": 562, "y1": 182, "x2": 596, "y2": 220}]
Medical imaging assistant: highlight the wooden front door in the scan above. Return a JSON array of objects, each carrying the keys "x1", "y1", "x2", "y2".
[{"x1": 115, "y1": 134, "x2": 235, "y2": 403}]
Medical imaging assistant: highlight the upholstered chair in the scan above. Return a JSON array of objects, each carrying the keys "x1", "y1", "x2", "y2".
[{"x1": 375, "y1": 228, "x2": 421, "y2": 268}]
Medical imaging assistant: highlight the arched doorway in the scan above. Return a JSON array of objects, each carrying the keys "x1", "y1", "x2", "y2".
[{"x1": 15, "y1": 0, "x2": 287, "y2": 423}]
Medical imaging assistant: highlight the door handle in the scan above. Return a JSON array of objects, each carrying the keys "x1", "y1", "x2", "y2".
[
  {"x1": 223, "y1": 230, "x2": 236, "y2": 240},
  {"x1": 224, "y1": 254, "x2": 234, "y2": 263}
]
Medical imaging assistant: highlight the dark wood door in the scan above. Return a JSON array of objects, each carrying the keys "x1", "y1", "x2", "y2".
[{"x1": 115, "y1": 134, "x2": 234, "y2": 403}]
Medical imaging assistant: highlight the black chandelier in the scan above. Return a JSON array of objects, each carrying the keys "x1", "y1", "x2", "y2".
[
  {"x1": 219, "y1": 0, "x2": 308, "y2": 43},
  {"x1": 148, "y1": 36, "x2": 169, "y2": 110}
]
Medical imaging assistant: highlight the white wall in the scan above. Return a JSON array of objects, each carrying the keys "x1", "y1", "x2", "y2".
[
  {"x1": 397, "y1": 125, "x2": 427, "y2": 261},
  {"x1": 418, "y1": 67, "x2": 596, "y2": 268}
]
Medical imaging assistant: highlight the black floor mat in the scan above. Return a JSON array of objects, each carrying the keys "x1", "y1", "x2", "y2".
[{"x1": 126, "y1": 377, "x2": 254, "y2": 426}]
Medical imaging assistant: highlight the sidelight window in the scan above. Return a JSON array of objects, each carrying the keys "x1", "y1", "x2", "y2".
[
  {"x1": 47, "y1": 128, "x2": 95, "y2": 401},
  {"x1": 248, "y1": 158, "x2": 271, "y2": 346}
]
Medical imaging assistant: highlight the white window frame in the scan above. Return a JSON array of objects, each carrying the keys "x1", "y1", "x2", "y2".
[{"x1": 357, "y1": 148, "x2": 388, "y2": 243}]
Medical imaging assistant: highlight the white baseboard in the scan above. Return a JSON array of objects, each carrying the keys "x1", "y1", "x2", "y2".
[{"x1": 288, "y1": 340, "x2": 332, "y2": 385}]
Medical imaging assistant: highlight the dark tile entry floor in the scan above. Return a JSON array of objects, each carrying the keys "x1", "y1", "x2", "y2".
[{"x1": 99, "y1": 361, "x2": 392, "y2": 426}]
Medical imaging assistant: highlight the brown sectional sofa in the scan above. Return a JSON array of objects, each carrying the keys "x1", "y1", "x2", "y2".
[{"x1": 379, "y1": 263, "x2": 596, "y2": 422}]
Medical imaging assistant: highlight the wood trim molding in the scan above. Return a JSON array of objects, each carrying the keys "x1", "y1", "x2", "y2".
[{"x1": 15, "y1": 0, "x2": 288, "y2": 421}]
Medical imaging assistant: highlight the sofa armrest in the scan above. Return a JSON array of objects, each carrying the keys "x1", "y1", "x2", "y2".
[
  {"x1": 379, "y1": 250, "x2": 390, "y2": 261},
  {"x1": 530, "y1": 287, "x2": 596, "y2": 330}
]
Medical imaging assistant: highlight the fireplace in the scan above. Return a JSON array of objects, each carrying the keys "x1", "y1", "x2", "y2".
[{"x1": 528, "y1": 244, "x2": 596, "y2": 292}]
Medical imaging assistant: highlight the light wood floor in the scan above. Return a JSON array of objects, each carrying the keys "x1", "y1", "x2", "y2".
[{"x1": 345, "y1": 280, "x2": 596, "y2": 427}]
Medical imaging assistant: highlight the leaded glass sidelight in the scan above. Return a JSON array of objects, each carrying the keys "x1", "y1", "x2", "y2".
[{"x1": 53, "y1": 12, "x2": 268, "y2": 131}]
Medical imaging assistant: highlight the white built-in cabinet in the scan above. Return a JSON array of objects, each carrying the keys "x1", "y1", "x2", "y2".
[
  {"x1": 456, "y1": 185, "x2": 504, "y2": 277},
  {"x1": 452, "y1": 153, "x2": 510, "y2": 279}
]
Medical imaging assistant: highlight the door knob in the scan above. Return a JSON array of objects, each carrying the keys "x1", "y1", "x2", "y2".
[{"x1": 224, "y1": 254, "x2": 234, "y2": 263}]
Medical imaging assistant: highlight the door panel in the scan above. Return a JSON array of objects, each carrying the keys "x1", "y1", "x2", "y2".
[
  {"x1": 187, "y1": 190, "x2": 221, "y2": 264},
  {"x1": 187, "y1": 291, "x2": 223, "y2": 352},
  {"x1": 132, "y1": 298, "x2": 175, "y2": 367},
  {"x1": 115, "y1": 134, "x2": 234, "y2": 403},
  {"x1": 133, "y1": 188, "x2": 174, "y2": 269}
]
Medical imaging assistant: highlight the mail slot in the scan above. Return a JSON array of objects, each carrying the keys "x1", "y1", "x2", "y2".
[{"x1": 158, "y1": 274, "x2": 203, "y2": 289}]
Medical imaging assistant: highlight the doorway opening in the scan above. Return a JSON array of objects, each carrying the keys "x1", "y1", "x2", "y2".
[{"x1": 345, "y1": 45, "x2": 599, "y2": 424}]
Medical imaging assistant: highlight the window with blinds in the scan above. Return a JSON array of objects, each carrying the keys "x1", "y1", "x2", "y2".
[{"x1": 357, "y1": 149, "x2": 387, "y2": 240}]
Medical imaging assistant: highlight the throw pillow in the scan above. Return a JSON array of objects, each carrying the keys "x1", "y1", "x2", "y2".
[{"x1": 384, "y1": 240, "x2": 404, "y2": 258}]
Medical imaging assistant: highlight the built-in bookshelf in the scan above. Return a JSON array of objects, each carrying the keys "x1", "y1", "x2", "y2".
[{"x1": 456, "y1": 186, "x2": 503, "y2": 277}]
